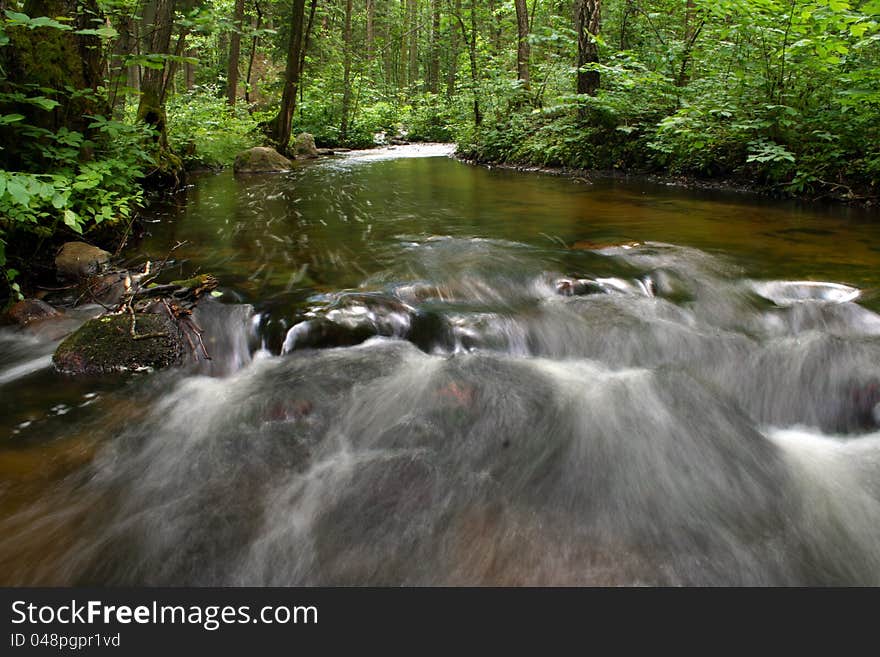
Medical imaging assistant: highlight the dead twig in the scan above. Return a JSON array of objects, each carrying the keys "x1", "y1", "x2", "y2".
[{"x1": 127, "y1": 302, "x2": 167, "y2": 341}]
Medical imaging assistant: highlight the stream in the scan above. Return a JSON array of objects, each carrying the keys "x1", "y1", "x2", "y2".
[{"x1": 2, "y1": 143, "x2": 880, "y2": 585}]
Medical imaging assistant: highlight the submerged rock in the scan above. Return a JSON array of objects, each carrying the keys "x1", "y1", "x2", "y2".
[
  {"x1": 752, "y1": 280, "x2": 860, "y2": 306},
  {"x1": 555, "y1": 276, "x2": 655, "y2": 297},
  {"x1": 282, "y1": 291, "x2": 452, "y2": 353},
  {"x1": 55, "y1": 242, "x2": 110, "y2": 280},
  {"x1": 555, "y1": 278, "x2": 605, "y2": 296},
  {"x1": 293, "y1": 132, "x2": 318, "y2": 159},
  {"x1": 53, "y1": 313, "x2": 183, "y2": 375},
  {"x1": 233, "y1": 146, "x2": 293, "y2": 173},
  {"x1": 283, "y1": 317, "x2": 378, "y2": 351}
]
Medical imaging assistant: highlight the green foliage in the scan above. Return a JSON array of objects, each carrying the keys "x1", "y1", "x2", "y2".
[
  {"x1": 457, "y1": 0, "x2": 880, "y2": 198},
  {"x1": 0, "y1": 114, "x2": 151, "y2": 275},
  {"x1": 0, "y1": 6, "x2": 153, "y2": 294},
  {"x1": 167, "y1": 86, "x2": 263, "y2": 167}
]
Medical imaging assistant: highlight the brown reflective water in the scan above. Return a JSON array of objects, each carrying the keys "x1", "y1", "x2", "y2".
[
  {"x1": 2, "y1": 145, "x2": 880, "y2": 585},
  {"x1": 143, "y1": 146, "x2": 880, "y2": 303}
]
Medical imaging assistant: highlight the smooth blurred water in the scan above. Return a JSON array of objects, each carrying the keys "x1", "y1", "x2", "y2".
[{"x1": 2, "y1": 144, "x2": 880, "y2": 585}]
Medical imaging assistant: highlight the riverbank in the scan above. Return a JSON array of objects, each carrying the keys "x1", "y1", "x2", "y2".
[{"x1": 455, "y1": 154, "x2": 879, "y2": 209}]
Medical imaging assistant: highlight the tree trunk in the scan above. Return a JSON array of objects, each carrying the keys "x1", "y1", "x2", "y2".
[
  {"x1": 185, "y1": 47, "x2": 196, "y2": 90},
  {"x1": 366, "y1": 0, "x2": 375, "y2": 61},
  {"x1": 137, "y1": 0, "x2": 176, "y2": 149},
  {"x1": 299, "y1": 0, "x2": 318, "y2": 85},
  {"x1": 453, "y1": 0, "x2": 480, "y2": 125},
  {"x1": 298, "y1": 0, "x2": 318, "y2": 113},
  {"x1": 110, "y1": 15, "x2": 134, "y2": 115},
  {"x1": 245, "y1": 0, "x2": 263, "y2": 104},
  {"x1": 468, "y1": 0, "x2": 480, "y2": 124},
  {"x1": 269, "y1": 0, "x2": 307, "y2": 152},
  {"x1": 2, "y1": 0, "x2": 108, "y2": 136},
  {"x1": 130, "y1": 14, "x2": 141, "y2": 96},
  {"x1": 575, "y1": 0, "x2": 601, "y2": 99},
  {"x1": 514, "y1": 0, "x2": 530, "y2": 88},
  {"x1": 619, "y1": 0, "x2": 633, "y2": 50},
  {"x1": 675, "y1": 0, "x2": 702, "y2": 88},
  {"x1": 341, "y1": 0, "x2": 354, "y2": 141},
  {"x1": 427, "y1": 0, "x2": 441, "y2": 93},
  {"x1": 399, "y1": 0, "x2": 407, "y2": 89},
  {"x1": 487, "y1": 0, "x2": 501, "y2": 53},
  {"x1": 226, "y1": 0, "x2": 245, "y2": 105},
  {"x1": 446, "y1": 0, "x2": 460, "y2": 99},
  {"x1": 407, "y1": 0, "x2": 419, "y2": 90}
]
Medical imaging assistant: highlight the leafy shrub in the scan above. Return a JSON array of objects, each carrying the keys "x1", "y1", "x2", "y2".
[
  {"x1": 1, "y1": 108, "x2": 153, "y2": 296},
  {"x1": 167, "y1": 85, "x2": 263, "y2": 167}
]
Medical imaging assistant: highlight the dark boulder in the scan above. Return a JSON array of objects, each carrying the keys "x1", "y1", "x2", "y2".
[
  {"x1": 55, "y1": 242, "x2": 110, "y2": 280},
  {"x1": 5, "y1": 298, "x2": 62, "y2": 326},
  {"x1": 282, "y1": 292, "x2": 452, "y2": 353},
  {"x1": 555, "y1": 278, "x2": 605, "y2": 296}
]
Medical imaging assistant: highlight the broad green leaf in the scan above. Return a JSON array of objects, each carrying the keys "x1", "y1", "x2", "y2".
[
  {"x1": 3, "y1": 10, "x2": 30, "y2": 22},
  {"x1": 6, "y1": 179, "x2": 29, "y2": 206},
  {"x1": 63, "y1": 209, "x2": 82, "y2": 233},
  {"x1": 27, "y1": 16, "x2": 71, "y2": 30},
  {"x1": 26, "y1": 96, "x2": 59, "y2": 111}
]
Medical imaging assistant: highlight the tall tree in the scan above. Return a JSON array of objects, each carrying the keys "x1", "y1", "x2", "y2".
[
  {"x1": 575, "y1": 0, "x2": 600, "y2": 99},
  {"x1": 341, "y1": 0, "x2": 354, "y2": 140},
  {"x1": 407, "y1": 0, "x2": 419, "y2": 89},
  {"x1": 226, "y1": 0, "x2": 246, "y2": 105},
  {"x1": 446, "y1": 0, "x2": 461, "y2": 99},
  {"x1": 675, "y1": 0, "x2": 703, "y2": 88},
  {"x1": 514, "y1": 0, "x2": 530, "y2": 88},
  {"x1": 452, "y1": 0, "x2": 480, "y2": 125},
  {"x1": 185, "y1": 46, "x2": 197, "y2": 90},
  {"x1": 244, "y1": 0, "x2": 263, "y2": 104},
  {"x1": 269, "y1": 0, "x2": 307, "y2": 151},
  {"x1": 366, "y1": 0, "x2": 375, "y2": 61},
  {"x1": 137, "y1": 0, "x2": 177, "y2": 149},
  {"x1": 2, "y1": 0, "x2": 108, "y2": 138},
  {"x1": 427, "y1": 0, "x2": 441, "y2": 93}
]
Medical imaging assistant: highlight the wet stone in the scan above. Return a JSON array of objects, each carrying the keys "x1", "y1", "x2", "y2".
[
  {"x1": 555, "y1": 278, "x2": 605, "y2": 296},
  {"x1": 282, "y1": 292, "x2": 453, "y2": 354},
  {"x1": 55, "y1": 242, "x2": 111, "y2": 281},
  {"x1": 5, "y1": 299, "x2": 62, "y2": 326},
  {"x1": 53, "y1": 313, "x2": 184, "y2": 375},
  {"x1": 233, "y1": 147, "x2": 293, "y2": 174},
  {"x1": 293, "y1": 132, "x2": 318, "y2": 159}
]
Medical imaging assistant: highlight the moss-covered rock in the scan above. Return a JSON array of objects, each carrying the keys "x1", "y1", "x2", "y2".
[
  {"x1": 233, "y1": 146, "x2": 293, "y2": 173},
  {"x1": 53, "y1": 313, "x2": 183, "y2": 375},
  {"x1": 293, "y1": 133, "x2": 319, "y2": 159}
]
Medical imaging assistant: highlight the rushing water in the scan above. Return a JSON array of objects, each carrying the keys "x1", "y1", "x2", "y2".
[{"x1": 3, "y1": 144, "x2": 880, "y2": 585}]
